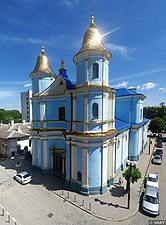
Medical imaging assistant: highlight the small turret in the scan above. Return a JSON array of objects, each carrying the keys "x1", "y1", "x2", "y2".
[{"x1": 30, "y1": 41, "x2": 54, "y2": 75}]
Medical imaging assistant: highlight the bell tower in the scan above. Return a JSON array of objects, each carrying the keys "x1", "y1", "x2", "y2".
[
  {"x1": 73, "y1": 16, "x2": 111, "y2": 88},
  {"x1": 29, "y1": 42, "x2": 56, "y2": 96}
]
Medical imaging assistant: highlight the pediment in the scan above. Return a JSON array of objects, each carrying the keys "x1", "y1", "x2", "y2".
[{"x1": 40, "y1": 75, "x2": 66, "y2": 96}]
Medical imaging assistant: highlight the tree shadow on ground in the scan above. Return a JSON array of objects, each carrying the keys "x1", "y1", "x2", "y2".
[
  {"x1": 94, "y1": 198, "x2": 127, "y2": 209},
  {"x1": 109, "y1": 184, "x2": 126, "y2": 197}
]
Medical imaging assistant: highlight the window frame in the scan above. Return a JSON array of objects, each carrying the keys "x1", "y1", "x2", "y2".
[
  {"x1": 93, "y1": 63, "x2": 99, "y2": 79},
  {"x1": 92, "y1": 103, "x2": 99, "y2": 119},
  {"x1": 59, "y1": 107, "x2": 65, "y2": 121}
]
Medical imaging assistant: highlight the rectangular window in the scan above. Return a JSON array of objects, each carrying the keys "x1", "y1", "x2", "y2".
[{"x1": 59, "y1": 107, "x2": 65, "y2": 120}]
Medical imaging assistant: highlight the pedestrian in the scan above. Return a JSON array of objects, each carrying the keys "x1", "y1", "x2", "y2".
[{"x1": 119, "y1": 177, "x2": 123, "y2": 185}]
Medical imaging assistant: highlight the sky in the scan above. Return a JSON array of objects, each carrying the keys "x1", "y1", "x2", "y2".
[{"x1": 0, "y1": 0, "x2": 166, "y2": 111}]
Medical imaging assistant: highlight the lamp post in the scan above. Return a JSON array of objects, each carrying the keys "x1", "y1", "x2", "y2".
[
  {"x1": 147, "y1": 135, "x2": 152, "y2": 155},
  {"x1": 126, "y1": 160, "x2": 137, "y2": 209}
]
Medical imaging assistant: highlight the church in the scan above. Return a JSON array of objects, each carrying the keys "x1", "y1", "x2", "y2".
[{"x1": 29, "y1": 15, "x2": 148, "y2": 195}]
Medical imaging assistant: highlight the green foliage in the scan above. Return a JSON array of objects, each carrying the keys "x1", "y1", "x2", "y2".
[
  {"x1": 148, "y1": 117, "x2": 165, "y2": 133},
  {"x1": 143, "y1": 106, "x2": 166, "y2": 120},
  {"x1": 0, "y1": 108, "x2": 21, "y2": 124},
  {"x1": 123, "y1": 167, "x2": 142, "y2": 182}
]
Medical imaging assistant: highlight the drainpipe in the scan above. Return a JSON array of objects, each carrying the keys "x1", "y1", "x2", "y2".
[{"x1": 69, "y1": 92, "x2": 73, "y2": 185}]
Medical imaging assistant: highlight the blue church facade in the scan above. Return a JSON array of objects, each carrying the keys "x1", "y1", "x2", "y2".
[{"x1": 30, "y1": 16, "x2": 148, "y2": 195}]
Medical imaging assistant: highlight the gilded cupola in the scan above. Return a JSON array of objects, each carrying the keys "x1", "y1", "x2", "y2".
[
  {"x1": 79, "y1": 15, "x2": 105, "y2": 53},
  {"x1": 30, "y1": 43, "x2": 54, "y2": 75},
  {"x1": 74, "y1": 15, "x2": 111, "y2": 62}
]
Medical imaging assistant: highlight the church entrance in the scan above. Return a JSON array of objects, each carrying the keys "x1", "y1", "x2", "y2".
[{"x1": 52, "y1": 149, "x2": 66, "y2": 178}]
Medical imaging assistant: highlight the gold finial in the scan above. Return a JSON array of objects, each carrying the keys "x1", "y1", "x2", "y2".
[
  {"x1": 41, "y1": 40, "x2": 45, "y2": 54},
  {"x1": 90, "y1": 5, "x2": 95, "y2": 16},
  {"x1": 60, "y1": 58, "x2": 65, "y2": 70},
  {"x1": 90, "y1": 6, "x2": 95, "y2": 27}
]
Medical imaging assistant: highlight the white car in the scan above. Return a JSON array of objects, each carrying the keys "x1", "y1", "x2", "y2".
[
  {"x1": 15, "y1": 171, "x2": 32, "y2": 185},
  {"x1": 142, "y1": 186, "x2": 160, "y2": 216},
  {"x1": 146, "y1": 173, "x2": 159, "y2": 189}
]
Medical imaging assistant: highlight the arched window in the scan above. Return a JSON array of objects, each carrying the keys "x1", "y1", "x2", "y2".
[
  {"x1": 92, "y1": 103, "x2": 98, "y2": 119},
  {"x1": 93, "y1": 63, "x2": 99, "y2": 79},
  {"x1": 59, "y1": 107, "x2": 65, "y2": 120}
]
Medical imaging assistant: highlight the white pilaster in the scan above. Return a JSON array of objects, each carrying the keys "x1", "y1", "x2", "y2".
[
  {"x1": 85, "y1": 58, "x2": 88, "y2": 82},
  {"x1": 71, "y1": 145, "x2": 77, "y2": 180},
  {"x1": 82, "y1": 147, "x2": 88, "y2": 186},
  {"x1": 73, "y1": 94, "x2": 76, "y2": 131},
  {"x1": 32, "y1": 138, "x2": 35, "y2": 166},
  {"x1": 37, "y1": 138, "x2": 41, "y2": 167},
  {"x1": 102, "y1": 144, "x2": 108, "y2": 186},
  {"x1": 84, "y1": 91, "x2": 88, "y2": 132},
  {"x1": 43, "y1": 101, "x2": 47, "y2": 128},
  {"x1": 43, "y1": 139, "x2": 48, "y2": 169}
]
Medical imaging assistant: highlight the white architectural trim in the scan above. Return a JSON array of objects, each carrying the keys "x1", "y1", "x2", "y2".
[
  {"x1": 38, "y1": 139, "x2": 41, "y2": 167},
  {"x1": 82, "y1": 147, "x2": 88, "y2": 186},
  {"x1": 43, "y1": 139, "x2": 48, "y2": 169}
]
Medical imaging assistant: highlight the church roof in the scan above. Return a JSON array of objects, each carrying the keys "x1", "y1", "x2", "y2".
[
  {"x1": 115, "y1": 118, "x2": 131, "y2": 131},
  {"x1": 58, "y1": 59, "x2": 75, "y2": 90},
  {"x1": 30, "y1": 43, "x2": 55, "y2": 75},
  {"x1": 115, "y1": 88, "x2": 146, "y2": 98},
  {"x1": 78, "y1": 16, "x2": 105, "y2": 54}
]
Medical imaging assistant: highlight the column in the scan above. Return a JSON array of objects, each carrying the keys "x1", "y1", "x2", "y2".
[
  {"x1": 102, "y1": 144, "x2": 108, "y2": 187},
  {"x1": 43, "y1": 138, "x2": 48, "y2": 169},
  {"x1": 82, "y1": 147, "x2": 88, "y2": 187},
  {"x1": 71, "y1": 144, "x2": 77, "y2": 180},
  {"x1": 37, "y1": 138, "x2": 41, "y2": 167},
  {"x1": 73, "y1": 94, "x2": 76, "y2": 131},
  {"x1": 84, "y1": 91, "x2": 88, "y2": 132}
]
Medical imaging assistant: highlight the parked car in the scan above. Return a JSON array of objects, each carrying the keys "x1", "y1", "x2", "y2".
[
  {"x1": 152, "y1": 155, "x2": 162, "y2": 165},
  {"x1": 146, "y1": 173, "x2": 159, "y2": 189},
  {"x1": 14, "y1": 171, "x2": 32, "y2": 184},
  {"x1": 155, "y1": 142, "x2": 163, "y2": 148},
  {"x1": 154, "y1": 149, "x2": 163, "y2": 158},
  {"x1": 142, "y1": 186, "x2": 160, "y2": 216}
]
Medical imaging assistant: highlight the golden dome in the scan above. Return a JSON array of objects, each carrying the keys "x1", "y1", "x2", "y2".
[
  {"x1": 30, "y1": 43, "x2": 54, "y2": 75},
  {"x1": 78, "y1": 16, "x2": 105, "y2": 54}
]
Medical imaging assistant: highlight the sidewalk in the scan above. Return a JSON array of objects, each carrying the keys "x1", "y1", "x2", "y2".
[
  {"x1": 31, "y1": 138, "x2": 155, "y2": 222},
  {"x1": 0, "y1": 138, "x2": 155, "y2": 223}
]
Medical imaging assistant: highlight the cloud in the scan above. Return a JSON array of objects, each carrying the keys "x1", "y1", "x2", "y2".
[
  {"x1": 0, "y1": 90, "x2": 19, "y2": 98},
  {"x1": 0, "y1": 81, "x2": 30, "y2": 85},
  {"x1": 137, "y1": 82, "x2": 157, "y2": 90},
  {"x1": 110, "y1": 67, "x2": 166, "y2": 83},
  {"x1": 158, "y1": 87, "x2": 166, "y2": 92},
  {"x1": 62, "y1": 0, "x2": 80, "y2": 8},
  {"x1": 115, "y1": 81, "x2": 128, "y2": 88},
  {"x1": 105, "y1": 42, "x2": 136, "y2": 60},
  {"x1": 0, "y1": 34, "x2": 42, "y2": 44},
  {"x1": 24, "y1": 83, "x2": 32, "y2": 88},
  {"x1": 0, "y1": 33, "x2": 78, "y2": 50}
]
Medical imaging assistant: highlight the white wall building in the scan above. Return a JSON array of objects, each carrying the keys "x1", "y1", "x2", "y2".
[{"x1": 21, "y1": 90, "x2": 32, "y2": 122}]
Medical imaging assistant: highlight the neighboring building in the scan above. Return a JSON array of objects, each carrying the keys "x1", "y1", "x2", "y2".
[
  {"x1": 21, "y1": 90, "x2": 32, "y2": 122},
  {"x1": 30, "y1": 16, "x2": 148, "y2": 195},
  {"x1": 0, "y1": 121, "x2": 31, "y2": 157}
]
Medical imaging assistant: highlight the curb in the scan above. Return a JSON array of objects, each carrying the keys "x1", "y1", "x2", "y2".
[{"x1": 51, "y1": 142, "x2": 155, "y2": 222}]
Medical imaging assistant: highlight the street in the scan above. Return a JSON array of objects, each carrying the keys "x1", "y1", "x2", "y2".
[{"x1": 0, "y1": 138, "x2": 165, "y2": 225}]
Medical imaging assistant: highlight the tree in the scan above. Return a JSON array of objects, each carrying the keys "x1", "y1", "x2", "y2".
[
  {"x1": 160, "y1": 102, "x2": 165, "y2": 107},
  {"x1": 0, "y1": 109, "x2": 21, "y2": 124},
  {"x1": 143, "y1": 107, "x2": 158, "y2": 119},
  {"x1": 123, "y1": 167, "x2": 142, "y2": 192},
  {"x1": 148, "y1": 117, "x2": 165, "y2": 133}
]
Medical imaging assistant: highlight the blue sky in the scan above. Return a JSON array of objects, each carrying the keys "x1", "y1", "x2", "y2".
[{"x1": 0, "y1": 0, "x2": 166, "y2": 110}]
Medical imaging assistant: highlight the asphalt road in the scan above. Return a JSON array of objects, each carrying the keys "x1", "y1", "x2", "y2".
[{"x1": 0, "y1": 138, "x2": 165, "y2": 225}]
